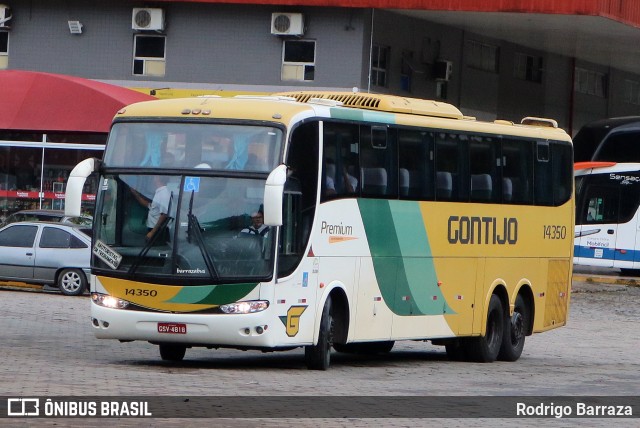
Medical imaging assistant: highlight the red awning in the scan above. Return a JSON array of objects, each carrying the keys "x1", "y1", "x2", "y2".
[{"x1": 0, "y1": 70, "x2": 155, "y2": 133}]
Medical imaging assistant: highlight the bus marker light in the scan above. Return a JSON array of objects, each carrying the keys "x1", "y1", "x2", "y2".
[
  {"x1": 298, "y1": 299, "x2": 307, "y2": 304},
  {"x1": 373, "y1": 297, "x2": 382, "y2": 301},
  {"x1": 277, "y1": 299, "x2": 286, "y2": 304},
  {"x1": 437, "y1": 281, "x2": 442, "y2": 287},
  {"x1": 181, "y1": 109, "x2": 191, "y2": 115},
  {"x1": 456, "y1": 295, "x2": 463, "y2": 300},
  {"x1": 432, "y1": 296, "x2": 438, "y2": 300},
  {"x1": 202, "y1": 110, "x2": 211, "y2": 115},
  {"x1": 192, "y1": 109, "x2": 201, "y2": 115},
  {"x1": 319, "y1": 282, "x2": 325, "y2": 288},
  {"x1": 402, "y1": 296, "x2": 410, "y2": 301}
]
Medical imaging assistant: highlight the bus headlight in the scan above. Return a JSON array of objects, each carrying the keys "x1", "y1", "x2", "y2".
[
  {"x1": 220, "y1": 300, "x2": 269, "y2": 314},
  {"x1": 91, "y1": 293, "x2": 130, "y2": 310}
]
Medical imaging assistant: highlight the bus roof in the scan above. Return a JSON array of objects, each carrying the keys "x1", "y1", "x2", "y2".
[{"x1": 115, "y1": 92, "x2": 571, "y2": 142}]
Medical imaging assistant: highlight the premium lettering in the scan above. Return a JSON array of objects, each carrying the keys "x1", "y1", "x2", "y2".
[
  {"x1": 447, "y1": 216, "x2": 517, "y2": 245},
  {"x1": 321, "y1": 221, "x2": 353, "y2": 235}
]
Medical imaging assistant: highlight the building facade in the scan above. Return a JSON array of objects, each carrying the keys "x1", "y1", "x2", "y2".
[{"x1": 1, "y1": 1, "x2": 640, "y2": 135}]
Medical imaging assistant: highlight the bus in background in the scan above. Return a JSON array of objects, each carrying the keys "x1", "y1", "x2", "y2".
[
  {"x1": 573, "y1": 116, "x2": 640, "y2": 162},
  {"x1": 65, "y1": 92, "x2": 574, "y2": 369},
  {"x1": 574, "y1": 161, "x2": 640, "y2": 275}
]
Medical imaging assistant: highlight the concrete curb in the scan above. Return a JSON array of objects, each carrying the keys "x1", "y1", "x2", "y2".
[{"x1": 572, "y1": 273, "x2": 640, "y2": 287}]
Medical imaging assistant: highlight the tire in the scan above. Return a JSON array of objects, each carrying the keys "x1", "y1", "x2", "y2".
[
  {"x1": 57, "y1": 268, "x2": 87, "y2": 296},
  {"x1": 498, "y1": 294, "x2": 528, "y2": 362},
  {"x1": 334, "y1": 341, "x2": 395, "y2": 354},
  {"x1": 464, "y1": 294, "x2": 504, "y2": 362},
  {"x1": 159, "y1": 344, "x2": 186, "y2": 361},
  {"x1": 305, "y1": 296, "x2": 334, "y2": 370}
]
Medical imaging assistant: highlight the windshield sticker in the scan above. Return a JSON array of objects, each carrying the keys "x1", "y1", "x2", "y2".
[
  {"x1": 184, "y1": 177, "x2": 201, "y2": 192},
  {"x1": 93, "y1": 240, "x2": 123, "y2": 270}
]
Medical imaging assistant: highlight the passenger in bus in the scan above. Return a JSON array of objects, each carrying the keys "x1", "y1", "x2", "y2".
[
  {"x1": 324, "y1": 158, "x2": 358, "y2": 195},
  {"x1": 131, "y1": 175, "x2": 171, "y2": 243},
  {"x1": 240, "y1": 209, "x2": 269, "y2": 238}
]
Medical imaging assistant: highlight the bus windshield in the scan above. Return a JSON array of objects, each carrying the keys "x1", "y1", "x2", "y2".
[{"x1": 93, "y1": 121, "x2": 283, "y2": 284}]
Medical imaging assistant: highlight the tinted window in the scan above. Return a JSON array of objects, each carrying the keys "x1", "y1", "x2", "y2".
[
  {"x1": 39, "y1": 227, "x2": 71, "y2": 248},
  {"x1": 0, "y1": 225, "x2": 38, "y2": 247}
]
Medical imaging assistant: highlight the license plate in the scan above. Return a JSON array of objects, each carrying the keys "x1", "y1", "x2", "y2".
[{"x1": 157, "y1": 322, "x2": 187, "y2": 334}]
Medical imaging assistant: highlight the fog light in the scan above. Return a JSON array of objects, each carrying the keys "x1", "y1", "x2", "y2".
[
  {"x1": 92, "y1": 318, "x2": 99, "y2": 327},
  {"x1": 256, "y1": 326, "x2": 264, "y2": 334}
]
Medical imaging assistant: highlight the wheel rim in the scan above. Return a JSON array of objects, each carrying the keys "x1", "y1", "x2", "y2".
[
  {"x1": 61, "y1": 272, "x2": 81, "y2": 293},
  {"x1": 510, "y1": 311, "x2": 524, "y2": 344}
]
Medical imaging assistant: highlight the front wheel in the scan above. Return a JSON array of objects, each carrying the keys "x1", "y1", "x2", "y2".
[
  {"x1": 498, "y1": 294, "x2": 528, "y2": 361},
  {"x1": 57, "y1": 268, "x2": 87, "y2": 296},
  {"x1": 464, "y1": 294, "x2": 504, "y2": 362},
  {"x1": 159, "y1": 344, "x2": 186, "y2": 361},
  {"x1": 305, "y1": 296, "x2": 334, "y2": 370}
]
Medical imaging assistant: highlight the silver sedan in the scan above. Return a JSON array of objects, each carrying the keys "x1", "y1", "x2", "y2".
[{"x1": 0, "y1": 221, "x2": 91, "y2": 296}]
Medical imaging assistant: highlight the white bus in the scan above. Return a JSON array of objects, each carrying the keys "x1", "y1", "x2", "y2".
[
  {"x1": 65, "y1": 92, "x2": 574, "y2": 369},
  {"x1": 574, "y1": 161, "x2": 640, "y2": 274}
]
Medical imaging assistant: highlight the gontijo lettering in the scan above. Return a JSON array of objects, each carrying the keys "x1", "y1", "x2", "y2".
[{"x1": 448, "y1": 216, "x2": 518, "y2": 244}]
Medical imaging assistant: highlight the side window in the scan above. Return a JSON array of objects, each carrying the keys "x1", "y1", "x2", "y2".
[
  {"x1": 322, "y1": 122, "x2": 360, "y2": 200},
  {"x1": 360, "y1": 126, "x2": 395, "y2": 198},
  {"x1": 469, "y1": 136, "x2": 499, "y2": 202},
  {"x1": 133, "y1": 34, "x2": 166, "y2": 77},
  {"x1": 534, "y1": 141, "x2": 553, "y2": 206},
  {"x1": 502, "y1": 139, "x2": 533, "y2": 204},
  {"x1": 435, "y1": 133, "x2": 469, "y2": 201},
  {"x1": 552, "y1": 142, "x2": 573, "y2": 205},
  {"x1": 70, "y1": 235, "x2": 89, "y2": 249},
  {"x1": 578, "y1": 181, "x2": 619, "y2": 225},
  {"x1": 398, "y1": 129, "x2": 434, "y2": 200},
  {"x1": 0, "y1": 225, "x2": 38, "y2": 247},
  {"x1": 279, "y1": 121, "x2": 319, "y2": 278},
  {"x1": 39, "y1": 227, "x2": 71, "y2": 249}
]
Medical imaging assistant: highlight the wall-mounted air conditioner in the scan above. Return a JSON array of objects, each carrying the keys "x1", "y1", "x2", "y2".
[
  {"x1": 0, "y1": 4, "x2": 12, "y2": 28},
  {"x1": 271, "y1": 13, "x2": 304, "y2": 36},
  {"x1": 433, "y1": 59, "x2": 452, "y2": 81},
  {"x1": 132, "y1": 8, "x2": 165, "y2": 31}
]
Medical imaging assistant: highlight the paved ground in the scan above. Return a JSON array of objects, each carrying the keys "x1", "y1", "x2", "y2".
[{"x1": 1, "y1": 273, "x2": 638, "y2": 427}]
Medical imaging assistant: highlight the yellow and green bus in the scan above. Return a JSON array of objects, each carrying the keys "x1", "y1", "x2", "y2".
[{"x1": 65, "y1": 92, "x2": 574, "y2": 369}]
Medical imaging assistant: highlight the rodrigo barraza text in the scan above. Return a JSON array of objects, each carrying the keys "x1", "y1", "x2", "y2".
[{"x1": 516, "y1": 402, "x2": 632, "y2": 418}]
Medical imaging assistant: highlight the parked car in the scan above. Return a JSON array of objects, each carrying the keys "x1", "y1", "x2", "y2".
[
  {"x1": 0, "y1": 221, "x2": 91, "y2": 296},
  {"x1": 0, "y1": 209, "x2": 93, "y2": 228}
]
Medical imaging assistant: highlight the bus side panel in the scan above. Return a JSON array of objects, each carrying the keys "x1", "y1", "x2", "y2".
[
  {"x1": 352, "y1": 256, "x2": 393, "y2": 341},
  {"x1": 540, "y1": 259, "x2": 571, "y2": 331},
  {"x1": 434, "y1": 257, "x2": 480, "y2": 336}
]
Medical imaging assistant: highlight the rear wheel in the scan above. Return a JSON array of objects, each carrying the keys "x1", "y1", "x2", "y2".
[
  {"x1": 159, "y1": 344, "x2": 186, "y2": 361},
  {"x1": 57, "y1": 268, "x2": 87, "y2": 296},
  {"x1": 305, "y1": 297, "x2": 334, "y2": 370},
  {"x1": 498, "y1": 294, "x2": 528, "y2": 361},
  {"x1": 464, "y1": 294, "x2": 504, "y2": 362}
]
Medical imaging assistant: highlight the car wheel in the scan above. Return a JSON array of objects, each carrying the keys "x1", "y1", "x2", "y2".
[{"x1": 57, "y1": 268, "x2": 87, "y2": 296}]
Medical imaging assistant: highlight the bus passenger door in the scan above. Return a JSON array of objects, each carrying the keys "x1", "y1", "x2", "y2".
[
  {"x1": 575, "y1": 177, "x2": 618, "y2": 267},
  {"x1": 614, "y1": 174, "x2": 640, "y2": 269}
]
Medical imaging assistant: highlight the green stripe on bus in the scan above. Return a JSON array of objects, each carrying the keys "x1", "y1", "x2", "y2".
[
  {"x1": 167, "y1": 283, "x2": 258, "y2": 305},
  {"x1": 329, "y1": 108, "x2": 396, "y2": 124},
  {"x1": 358, "y1": 199, "x2": 454, "y2": 316}
]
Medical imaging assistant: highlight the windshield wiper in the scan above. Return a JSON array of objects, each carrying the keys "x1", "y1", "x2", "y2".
[
  {"x1": 187, "y1": 190, "x2": 219, "y2": 281},
  {"x1": 128, "y1": 191, "x2": 173, "y2": 276}
]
